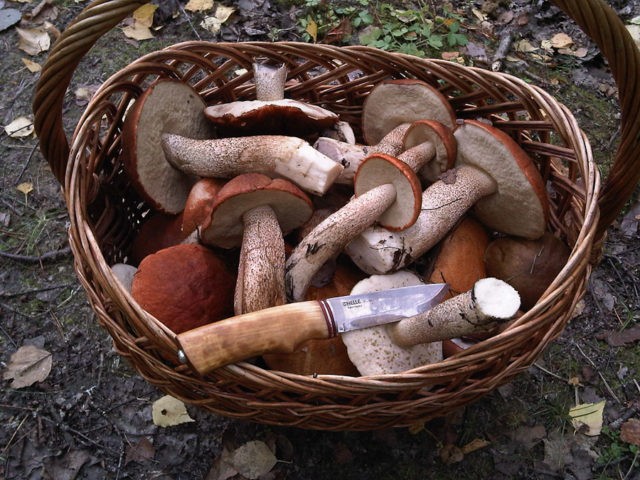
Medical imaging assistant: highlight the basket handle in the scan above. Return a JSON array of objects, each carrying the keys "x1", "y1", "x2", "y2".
[{"x1": 34, "y1": 0, "x2": 640, "y2": 239}]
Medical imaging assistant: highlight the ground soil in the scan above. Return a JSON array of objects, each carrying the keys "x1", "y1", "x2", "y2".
[{"x1": 1, "y1": 1, "x2": 639, "y2": 479}]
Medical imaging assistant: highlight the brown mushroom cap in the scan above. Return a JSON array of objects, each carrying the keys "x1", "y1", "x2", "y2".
[
  {"x1": 484, "y1": 232, "x2": 570, "y2": 310},
  {"x1": 131, "y1": 244, "x2": 235, "y2": 334},
  {"x1": 130, "y1": 212, "x2": 191, "y2": 266},
  {"x1": 181, "y1": 178, "x2": 226, "y2": 235},
  {"x1": 121, "y1": 80, "x2": 213, "y2": 214},
  {"x1": 402, "y1": 120, "x2": 457, "y2": 183},
  {"x1": 202, "y1": 173, "x2": 314, "y2": 248},
  {"x1": 362, "y1": 79, "x2": 456, "y2": 146},
  {"x1": 353, "y1": 154, "x2": 422, "y2": 231},
  {"x1": 454, "y1": 120, "x2": 549, "y2": 239}
]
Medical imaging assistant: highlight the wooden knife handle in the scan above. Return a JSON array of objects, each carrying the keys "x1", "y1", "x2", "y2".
[{"x1": 176, "y1": 301, "x2": 331, "y2": 375}]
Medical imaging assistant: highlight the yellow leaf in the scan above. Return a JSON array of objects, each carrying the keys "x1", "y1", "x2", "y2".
[
  {"x1": 16, "y1": 26, "x2": 50, "y2": 55},
  {"x1": 515, "y1": 39, "x2": 538, "y2": 53},
  {"x1": 152, "y1": 395, "x2": 195, "y2": 427},
  {"x1": 122, "y1": 22, "x2": 154, "y2": 40},
  {"x1": 5, "y1": 117, "x2": 34, "y2": 138},
  {"x1": 306, "y1": 17, "x2": 318, "y2": 43},
  {"x1": 21, "y1": 57, "x2": 42, "y2": 72},
  {"x1": 215, "y1": 4, "x2": 234, "y2": 22},
  {"x1": 133, "y1": 3, "x2": 157, "y2": 28},
  {"x1": 200, "y1": 6, "x2": 234, "y2": 34},
  {"x1": 569, "y1": 401, "x2": 606, "y2": 436},
  {"x1": 185, "y1": 0, "x2": 213, "y2": 12},
  {"x1": 16, "y1": 182, "x2": 34, "y2": 196}
]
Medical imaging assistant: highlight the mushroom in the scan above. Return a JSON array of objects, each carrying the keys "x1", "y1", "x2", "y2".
[
  {"x1": 110, "y1": 263, "x2": 138, "y2": 292},
  {"x1": 285, "y1": 154, "x2": 422, "y2": 302},
  {"x1": 346, "y1": 120, "x2": 549, "y2": 274},
  {"x1": 130, "y1": 211, "x2": 194, "y2": 266},
  {"x1": 484, "y1": 232, "x2": 570, "y2": 310},
  {"x1": 161, "y1": 133, "x2": 343, "y2": 196},
  {"x1": 121, "y1": 79, "x2": 214, "y2": 214},
  {"x1": 387, "y1": 277, "x2": 521, "y2": 347},
  {"x1": 199, "y1": 173, "x2": 313, "y2": 314},
  {"x1": 181, "y1": 177, "x2": 226, "y2": 236},
  {"x1": 361, "y1": 79, "x2": 457, "y2": 145},
  {"x1": 425, "y1": 216, "x2": 490, "y2": 299},
  {"x1": 340, "y1": 271, "x2": 443, "y2": 376},
  {"x1": 130, "y1": 244, "x2": 236, "y2": 334},
  {"x1": 204, "y1": 61, "x2": 339, "y2": 138}
]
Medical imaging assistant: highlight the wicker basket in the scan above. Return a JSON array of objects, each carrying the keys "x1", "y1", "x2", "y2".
[{"x1": 33, "y1": 0, "x2": 640, "y2": 431}]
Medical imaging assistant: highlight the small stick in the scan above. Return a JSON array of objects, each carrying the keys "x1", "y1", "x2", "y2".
[
  {"x1": 492, "y1": 28, "x2": 514, "y2": 71},
  {"x1": 573, "y1": 341, "x2": 622, "y2": 405},
  {"x1": 0, "y1": 246, "x2": 71, "y2": 264},
  {"x1": 0, "y1": 283, "x2": 75, "y2": 298},
  {"x1": 15, "y1": 143, "x2": 39, "y2": 183},
  {"x1": 533, "y1": 362, "x2": 566, "y2": 382}
]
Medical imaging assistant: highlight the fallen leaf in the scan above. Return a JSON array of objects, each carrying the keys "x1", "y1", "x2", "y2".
[
  {"x1": 542, "y1": 430, "x2": 572, "y2": 472},
  {"x1": 602, "y1": 324, "x2": 640, "y2": 347},
  {"x1": 461, "y1": 438, "x2": 490, "y2": 454},
  {"x1": 496, "y1": 10, "x2": 514, "y2": 25},
  {"x1": 569, "y1": 401, "x2": 606, "y2": 436},
  {"x1": 626, "y1": 24, "x2": 640, "y2": 50},
  {"x1": 152, "y1": 395, "x2": 195, "y2": 427},
  {"x1": 74, "y1": 84, "x2": 100, "y2": 105},
  {"x1": 620, "y1": 418, "x2": 640, "y2": 446},
  {"x1": 229, "y1": 441, "x2": 277, "y2": 479},
  {"x1": 305, "y1": 17, "x2": 317, "y2": 43},
  {"x1": 511, "y1": 424, "x2": 547, "y2": 450},
  {"x1": 620, "y1": 201, "x2": 640, "y2": 237},
  {"x1": 0, "y1": 8, "x2": 21, "y2": 32},
  {"x1": 206, "y1": 447, "x2": 239, "y2": 480},
  {"x1": 5, "y1": 116, "x2": 34, "y2": 137},
  {"x1": 471, "y1": 8, "x2": 486, "y2": 22},
  {"x1": 43, "y1": 449, "x2": 92, "y2": 480},
  {"x1": 133, "y1": 3, "x2": 157, "y2": 28},
  {"x1": 550, "y1": 32, "x2": 573, "y2": 49},
  {"x1": 125, "y1": 437, "x2": 155, "y2": 465},
  {"x1": 16, "y1": 26, "x2": 50, "y2": 55},
  {"x1": 122, "y1": 22, "x2": 154, "y2": 40},
  {"x1": 27, "y1": 0, "x2": 58, "y2": 22},
  {"x1": 0, "y1": 212, "x2": 10, "y2": 227},
  {"x1": 185, "y1": 0, "x2": 213, "y2": 12},
  {"x1": 200, "y1": 5, "x2": 234, "y2": 34},
  {"x1": 515, "y1": 39, "x2": 538, "y2": 53},
  {"x1": 22, "y1": 57, "x2": 42, "y2": 72},
  {"x1": 3, "y1": 345, "x2": 52, "y2": 388},
  {"x1": 16, "y1": 182, "x2": 34, "y2": 195},
  {"x1": 439, "y1": 443, "x2": 464, "y2": 464}
]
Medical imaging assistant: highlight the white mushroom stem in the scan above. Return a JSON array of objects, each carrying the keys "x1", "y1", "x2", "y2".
[
  {"x1": 388, "y1": 278, "x2": 520, "y2": 347},
  {"x1": 346, "y1": 165, "x2": 496, "y2": 274},
  {"x1": 285, "y1": 184, "x2": 397, "y2": 302},
  {"x1": 235, "y1": 205, "x2": 286, "y2": 314},
  {"x1": 314, "y1": 123, "x2": 411, "y2": 184},
  {"x1": 162, "y1": 133, "x2": 343, "y2": 196},
  {"x1": 253, "y1": 61, "x2": 287, "y2": 101}
]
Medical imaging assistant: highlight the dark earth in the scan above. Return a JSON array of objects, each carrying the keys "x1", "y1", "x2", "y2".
[{"x1": 1, "y1": 0, "x2": 640, "y2": 479}]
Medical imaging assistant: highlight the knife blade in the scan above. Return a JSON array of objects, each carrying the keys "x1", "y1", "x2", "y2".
[{"x1": 176, "y1": 283, "x2": 448, "y2": 375}]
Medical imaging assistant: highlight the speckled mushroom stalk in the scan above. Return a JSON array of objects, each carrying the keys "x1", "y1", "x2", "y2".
[
  {"x1": 346, "y1": 120, "x2": 549, "y2": 275},
  {"x1": 388, "y1": 277, "x2": 521, "y2": 347},
  {"x1": 285, "y1": 155, "x2": 422, "y2": 302},
  {"x1": 161, "y1": 133, "x2": 343, "y2": 196}
]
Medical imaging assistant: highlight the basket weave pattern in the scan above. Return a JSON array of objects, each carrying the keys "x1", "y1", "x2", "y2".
[{"x1": 33, "y1": 0, "x2": 640, "y2": 430}]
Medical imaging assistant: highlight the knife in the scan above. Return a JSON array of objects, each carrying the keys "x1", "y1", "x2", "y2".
[{"x1": 176, "y1": 283, "x2": 448, "y2": 375}]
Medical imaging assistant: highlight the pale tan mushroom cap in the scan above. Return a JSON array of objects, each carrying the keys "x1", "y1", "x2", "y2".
[
  {"x1": 454, "y1": 120, "x2": 549, "y2": 239},
  {"x1": 354, "y1": 154, "x2": 422, "y2": 231},
  {"x1": 342, "y1": 271, "x2": 442, "y2": 376},
  {"x1": 403, "y1": 120, "x2": 457, "y2": 183},
  {"x1": 122, "y1": 80, "x2": 213, "y2": 214},
  {"x1": 362, "y1": 79, "x2": 456, "y2": 145},
  {"x1": 202, "y1": 173, "x2": 313, "y2": 248}
]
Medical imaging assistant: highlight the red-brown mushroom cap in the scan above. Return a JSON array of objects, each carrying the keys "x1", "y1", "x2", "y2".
[
  {"x1": 354, "y1": 154, "x2": 422, "y2": 231},
  {"x1": 362, "y1": 79, "x2": 457, "y2": 146},
  {"x1": 453, "y1": 120, "x2": 549, "y2": 239},
  {"x1": 131, "y1": 244, "x2": 235, "y2": 334},
  {"x1": 181, "y1": 178, "x2": 226, "y2": 235},
  {"x1": 403, "y1": 120, "x2": 458, "y2": 183},
  {"x1": 202, "y1": 173, "x2": 314, "y2": 248},
  {"x1": 121, "y1": 80, "x2": 213, "y2": 214}
]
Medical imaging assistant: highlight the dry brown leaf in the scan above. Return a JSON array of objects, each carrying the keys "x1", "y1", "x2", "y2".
[
  {"x1": 550, "y1": 32, "x2": 573, "y2": 49},
  {"x1": 515, "y1": 39, "x2": 537, "y2": 53},
  {"x1": 200, "y1": 5, "x2": 234, "y2": 34},
  {"x1": 16, "y1": 182, "x2": 34, "y2": 195},
  {"x1": 16, "y1": 26, "x2": 50, "y2": 55},
  {"x1": 602, "y1": 324, "x2": 640, "y2": 347},
  {"x1": 5, "y1": 116, "x2": 34, "y2": 137},
  {"x1": 152, "y1": 395, "x2": 195, "y2": 427},
  {"x1": 185, "y1": 0, "x2": 214, "y2": 12},
  {"x1": 3, "y1": 345, "x2": 52, "y2": 388},
  {"x1": 125, "y1": 437, "x2": 156, "y2": 465},
  {"x1": 229, "y1": 441, "x2": 277, "y2": 479},
  {"x1": 461, "y1": 438, "x2": 490, "y2": 454},
  {"x1": 22, "y1": 57, "x2": 42, "y2": 72},
  {"x1": 620, "y1": 418, "x2": 640, "y2": 446}
]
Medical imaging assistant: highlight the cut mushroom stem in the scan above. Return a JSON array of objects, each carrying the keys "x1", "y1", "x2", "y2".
[
  {"x1": 286, "y1": 154, "x2": 422, "y2": 302},
  {"x1": 253, "y1": 60, "x2": 287, "y2": 101},
  {"x1": 346, "y1": 120, "x2": 549, "y2": 274},
  {"x1": 388, "y1": 277, "x2": 521, "y2": 347},
  {"x1": 162, "y1": 133, "x2": 343, "y2": 196}
]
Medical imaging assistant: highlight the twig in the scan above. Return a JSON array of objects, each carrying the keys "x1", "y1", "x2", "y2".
[
  {"x1": 573, "y1": 341, "x2": 622, "y2": 404},
  {"x1": 0, "y1": 246, "x2": 71, "y2": 264},
  {"x1": 0, "y1": 321, "x2": 18, "y2": 348},
  {"x1": 0, "y1": 283, "x2": 75, "y2": 298},
  {"x1": 2, "y1": 415, "x2": 28, "y2": 456},
  {"x1": 15, "y1": 143, "x2": 39, "y2": 183},
  {"x1": 533, "y1": 362, "x2": 566, "y2": 382},
  {"x1": 623, "y1": 451, "x2": 639, "y2": 480},
  {"x1": 40, "y1": 415, "x2": 119, "y2": 455},
  {"x1": 178, "y1": 3, "x2": 201, "y2": 40},
  {"x1": 492, "y1": 28, "x2": 514, "y2": 71}
]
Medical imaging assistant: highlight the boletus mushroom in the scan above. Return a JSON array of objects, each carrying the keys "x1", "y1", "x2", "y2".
[
  {"x1": 122, "y1": 79, "x2": 214, "y2": 214},
  {"x1": 346, "y1": 120, "x2": 549, "y2": 274},
  {"x1": 484, "y1": 232, "x2": 570, "y2": 310},
  {"x1": 199, "y1": 173, "x2": 313, "y2": 314},
  {"x1": 131, "y1": 244, "x2": 235, "y2": 333}
]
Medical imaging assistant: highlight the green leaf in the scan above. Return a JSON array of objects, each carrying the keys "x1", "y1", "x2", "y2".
[{"x1": 359, "y1": 26, "x2": 382, "y2": 45}]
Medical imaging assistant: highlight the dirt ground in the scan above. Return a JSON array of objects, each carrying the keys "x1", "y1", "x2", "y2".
[{"x1": 1, "y1": 0, "x2": 639, "y2": 479}]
